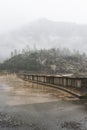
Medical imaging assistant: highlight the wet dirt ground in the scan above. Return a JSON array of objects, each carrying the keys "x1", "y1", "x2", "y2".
[{"x1": 0, "y1": 74, "x2": 86, "y2": 130}]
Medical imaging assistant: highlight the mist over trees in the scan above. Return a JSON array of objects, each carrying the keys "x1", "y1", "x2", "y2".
[
  {"x1": 1, "y1": 19, "x2": 87, "y2": 61},
  {"x1": 0, "y1": 46, "x2": 87, "y2": 74}
]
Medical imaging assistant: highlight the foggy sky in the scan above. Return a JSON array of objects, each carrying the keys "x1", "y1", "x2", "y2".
[{"x1": 0, "y1": 0, "x2": 87, "y2": 34}]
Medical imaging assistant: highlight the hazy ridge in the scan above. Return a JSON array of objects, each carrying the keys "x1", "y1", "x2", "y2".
[{"x1": 1, "y1": 18, "x2": 87, "y2": 60}]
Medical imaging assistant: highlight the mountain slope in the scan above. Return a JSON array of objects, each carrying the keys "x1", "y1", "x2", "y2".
[{"x1": 1, "y1": 18, "x2": 87, "y2": 60}]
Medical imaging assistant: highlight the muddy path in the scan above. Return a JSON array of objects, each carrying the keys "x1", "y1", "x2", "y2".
[{"x1": 0, "y1": 75, "x2": 86, "y2": 130}]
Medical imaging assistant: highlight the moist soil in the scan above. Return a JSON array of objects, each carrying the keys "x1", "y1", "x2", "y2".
[{"x1": 0, "y1": 75, "x2": 86, "y2": 130}]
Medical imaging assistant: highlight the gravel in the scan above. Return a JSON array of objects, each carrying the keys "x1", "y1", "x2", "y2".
[
  {"x1": 0, "y1": 112, "x2": 25, "y2": 128},
  {"x1": 61, "y1": 121, "x2": 86, "y2": 130}
]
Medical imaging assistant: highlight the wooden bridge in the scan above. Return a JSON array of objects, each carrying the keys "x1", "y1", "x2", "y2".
[{"x1": 17, "y1": 73, "x2": 87, "y2": 98}]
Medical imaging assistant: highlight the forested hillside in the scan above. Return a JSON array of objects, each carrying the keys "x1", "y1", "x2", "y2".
[{"x1": 0, "y1": 48, "x2": 87, "y2": 74}]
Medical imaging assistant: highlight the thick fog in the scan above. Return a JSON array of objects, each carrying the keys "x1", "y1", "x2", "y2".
[{"x1": 0, "y1": 0, "x2": 87, "y2": 60}]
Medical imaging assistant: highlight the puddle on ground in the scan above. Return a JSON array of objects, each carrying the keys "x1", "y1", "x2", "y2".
[{"x1": 0, "y1": 75, "x2": 77, "y2": 106}]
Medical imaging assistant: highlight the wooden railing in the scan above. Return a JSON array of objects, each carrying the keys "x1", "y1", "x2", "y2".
[{"x1": 17, "y1": 73, "x2": 87, "y2": 97}]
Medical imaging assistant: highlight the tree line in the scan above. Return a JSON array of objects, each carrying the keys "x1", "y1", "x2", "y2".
[{"x1": 0, "y1": 47, "x2": 87, "y2": 74}]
